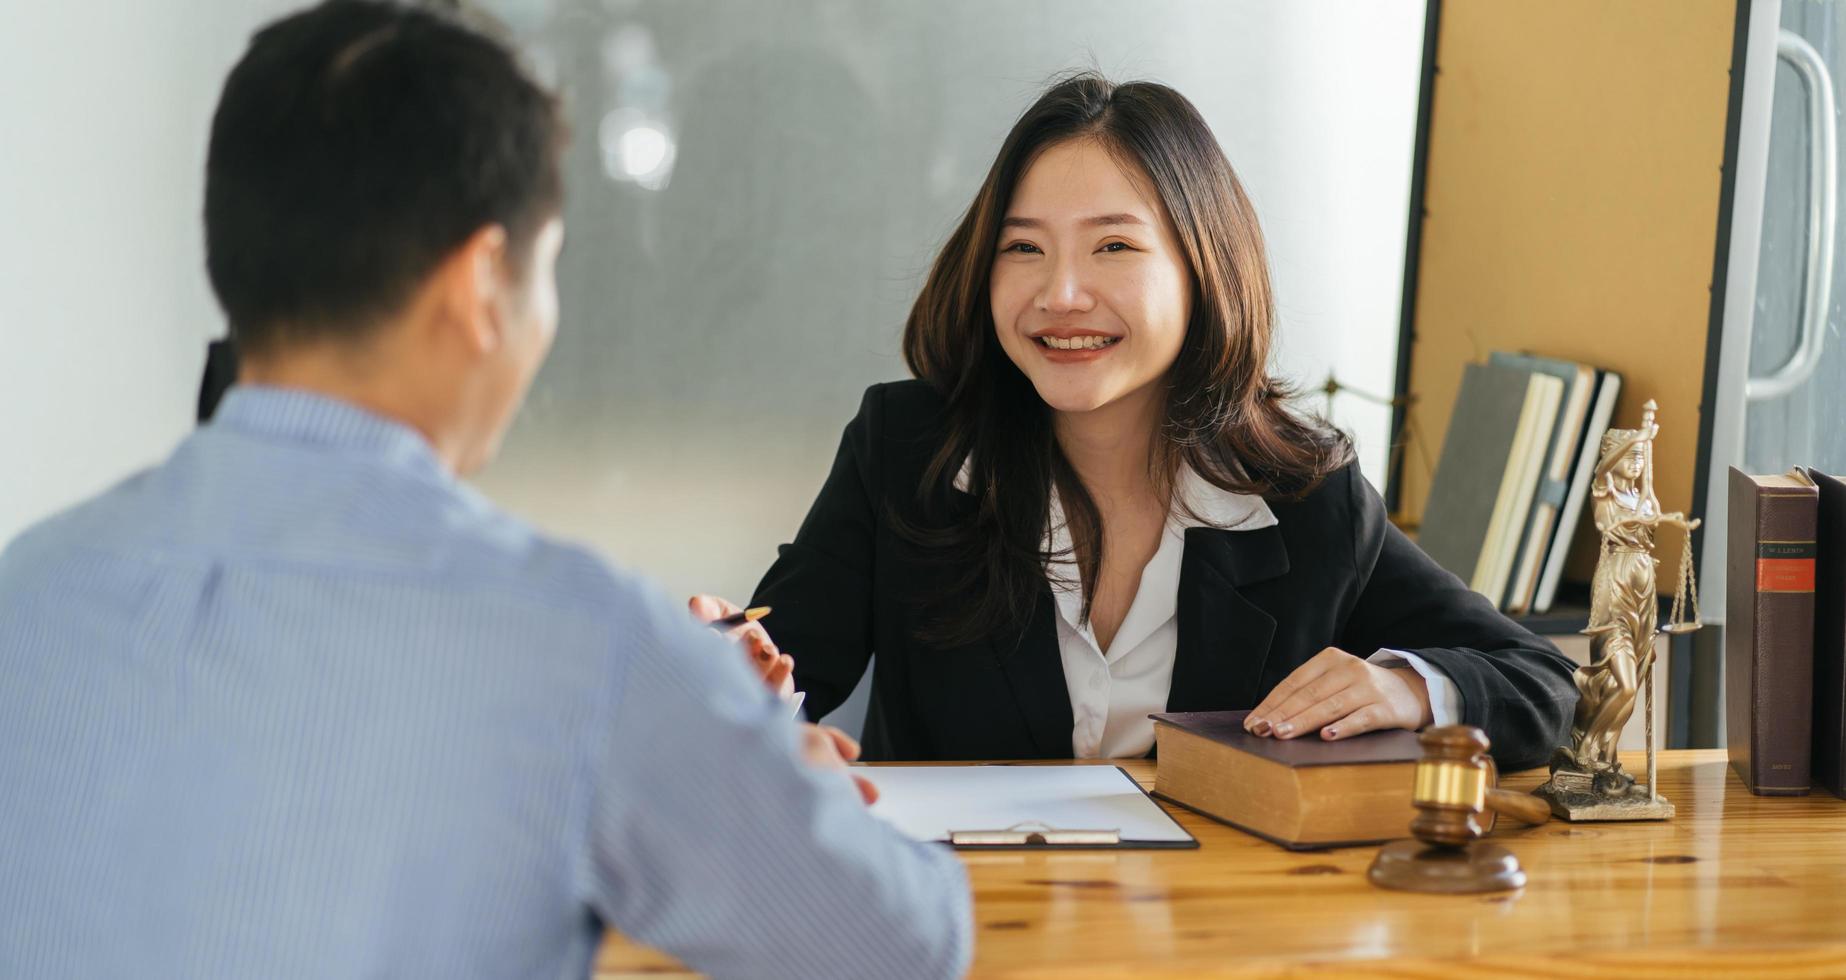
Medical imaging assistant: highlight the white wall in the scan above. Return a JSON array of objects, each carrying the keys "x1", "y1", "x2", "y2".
[{"x1": 0, "y1": 1, "x2": 298, "y2": 546}]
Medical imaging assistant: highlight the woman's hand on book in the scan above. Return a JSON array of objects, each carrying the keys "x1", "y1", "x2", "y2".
[
  {"x1": 688, "y1": 594, "x2": 796, "y2": 701},
  {"x1": 1243, "y1": 647, "x2": 1434, "y2": 741}
]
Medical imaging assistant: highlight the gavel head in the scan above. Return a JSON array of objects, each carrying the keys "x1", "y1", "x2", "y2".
[
  {"x1": 1369, "y1": 724, "x2": 1533, "y2": 894},
  {"x1": 1409, "y1": 725, "x2": 1496, "y2": 847}
]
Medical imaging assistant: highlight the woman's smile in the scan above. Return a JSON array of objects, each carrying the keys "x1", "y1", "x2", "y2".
[{"x1": 1033, "y1": 330, "x2": 1124, "y2": 362}]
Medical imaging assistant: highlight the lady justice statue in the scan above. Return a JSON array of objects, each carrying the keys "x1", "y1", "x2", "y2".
[{"x1": 1536, "y1": 399, "x2": 1700, "y2": 820}]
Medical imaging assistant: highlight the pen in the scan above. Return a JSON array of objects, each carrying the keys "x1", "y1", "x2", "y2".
[{"x1": 708, "y1": 606, "x2": 771, "y2": 631}]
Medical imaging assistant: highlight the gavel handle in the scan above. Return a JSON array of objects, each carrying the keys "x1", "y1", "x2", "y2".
[{"x1": 1486, "y1": 788, "x2": 1553, "y2": 825}]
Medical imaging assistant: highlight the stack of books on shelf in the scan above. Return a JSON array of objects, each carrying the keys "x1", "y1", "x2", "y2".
[{"x1": 1418, "y1": 352, "x2": 1623, "y2": 616}]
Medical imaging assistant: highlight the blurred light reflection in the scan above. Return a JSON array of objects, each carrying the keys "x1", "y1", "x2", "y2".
[{"x1": 599, "y1": 108, "x2": 675, "y2": 189}]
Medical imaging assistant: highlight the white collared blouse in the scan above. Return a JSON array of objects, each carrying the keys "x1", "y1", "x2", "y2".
[{"x1": 955, "y1": 461, "x2": 1461, "y2": 758}]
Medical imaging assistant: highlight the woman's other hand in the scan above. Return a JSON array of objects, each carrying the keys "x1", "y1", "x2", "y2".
[{"x1": 688, "y1": 594, "x2": 795, "y2": 701}]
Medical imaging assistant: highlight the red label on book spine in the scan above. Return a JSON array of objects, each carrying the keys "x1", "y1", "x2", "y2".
[{"x1": 1757, "y1": 558, "x2": 1816, "y2": 592}]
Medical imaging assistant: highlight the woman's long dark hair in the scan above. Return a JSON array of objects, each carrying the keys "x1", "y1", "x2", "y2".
[{"x1": 899, "y1": 72, "x2": 1353, "y2": 647}]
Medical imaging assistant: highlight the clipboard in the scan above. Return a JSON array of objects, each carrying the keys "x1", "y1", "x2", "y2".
[
  {"x1": 864, "y1": 764, "x2": 1198, "y2": 850},
  {"x1": 948, "y1": 821, "x2": 1124, "y2": 847}
]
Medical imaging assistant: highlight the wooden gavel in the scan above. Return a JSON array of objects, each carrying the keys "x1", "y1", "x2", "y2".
[
  {"x1": 1411, "y1": 726, "x2": 1552, "y2": 841},
  {"x1": 1369, "y1": 725, "x2": 1549, "y2": 893}
]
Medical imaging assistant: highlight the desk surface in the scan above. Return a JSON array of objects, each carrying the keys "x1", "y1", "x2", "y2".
[{"x1": 595, "y1": 750, "x2": 1846, "y2": 977}]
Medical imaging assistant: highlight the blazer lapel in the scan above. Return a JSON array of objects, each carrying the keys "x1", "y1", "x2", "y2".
[
  {"x1": 993, "y1": 585, "x2": 1074, "y2": 758},
  {"x1": 1168, "y1": 525, "x2": 1291, "y2": 712}
]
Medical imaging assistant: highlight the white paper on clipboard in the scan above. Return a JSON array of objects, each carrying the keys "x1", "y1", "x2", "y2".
[{"x1": 863, "y1": 764, "x2": 1195, "y2": 847}]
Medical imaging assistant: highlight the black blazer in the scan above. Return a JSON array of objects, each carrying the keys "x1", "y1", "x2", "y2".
[
  {"x1": 198, "y1": 339, "x2": 239, "y2": 423},
  {"x1": 752, "y1": 381, "x2": 1578, "y2": 769}
]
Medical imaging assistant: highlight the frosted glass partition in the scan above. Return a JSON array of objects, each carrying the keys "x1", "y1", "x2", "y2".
[
  {"x1": 1743, "y1": 0, "x2": 1846, "y2": 478},
  {"x1": 473, "y1": 0, "x2": 1425, "y2": 727}
]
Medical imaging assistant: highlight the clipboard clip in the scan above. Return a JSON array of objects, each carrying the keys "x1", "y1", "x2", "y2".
[{"x1": 947, "y1": 820, "x2": 1122, "y2": 846}]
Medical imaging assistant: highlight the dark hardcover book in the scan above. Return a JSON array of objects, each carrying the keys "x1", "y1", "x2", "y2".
[
  {"x1": 1420, "y1": 362, "x2": 1542, "y2": 594},
  {"x1": 1726, "y1": 468, "x2": 1819, "y2": 796},
  {"x1": 1149, "y1": 710, "x2": 1419, "y2": 849},
  {"x1": 1807, "y1": 468, "x2": 1846, "y2": 798}
]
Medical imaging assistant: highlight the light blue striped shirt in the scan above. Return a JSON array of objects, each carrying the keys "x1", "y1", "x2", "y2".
[{"x1": 0, "y1": 387, "x2": 970, "y2": 980}]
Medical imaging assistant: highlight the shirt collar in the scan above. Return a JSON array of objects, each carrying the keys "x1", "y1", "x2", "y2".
[
  {"x1": 951, "y1": 455, "x2": 1279, "y2": 536},
  {"x1": 1168, "y1": 464, "x2": 1278, "y2": 534},
  {"x1": 1053, "y1": 464, "x2": 1276, "y2": 657},
  {"x1": 210, "y1": 385, "x2": 449, "y2": 478},
  {"x1": 953, "y1": 452, "x2": 1278, "y2": 653}
]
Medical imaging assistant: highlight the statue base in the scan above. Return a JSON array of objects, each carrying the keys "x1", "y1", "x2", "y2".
[{"x1": 1533, "y1": 749, "x2": 1675, "y2": 822}]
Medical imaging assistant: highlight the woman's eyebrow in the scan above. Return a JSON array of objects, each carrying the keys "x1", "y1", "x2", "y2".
[{"x1": 999, "y1": 213, "x2": 1147, "y2": 230}]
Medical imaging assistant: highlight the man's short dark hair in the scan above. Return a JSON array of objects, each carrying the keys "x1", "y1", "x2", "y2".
[{"x1": 205, "y1": 0, "x2": 565, "y2": 350}]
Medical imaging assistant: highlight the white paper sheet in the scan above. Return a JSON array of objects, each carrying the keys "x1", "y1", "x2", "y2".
[{"x1": 863, "y1": 764, "x2": 1193, "y2": 845}]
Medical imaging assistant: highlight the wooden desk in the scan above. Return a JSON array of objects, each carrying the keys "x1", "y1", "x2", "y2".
[{"x1": 595, "y1": 751, "x2": 1846, "y2": 977}]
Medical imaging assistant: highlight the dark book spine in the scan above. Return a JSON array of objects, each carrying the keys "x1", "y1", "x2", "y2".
[
  {"x1": 1811, "y1": 472, "x2": 1846, "y2": 797},
  {"x1": 1726, "y1": 471, "x2": 1818, "y2": 796}
]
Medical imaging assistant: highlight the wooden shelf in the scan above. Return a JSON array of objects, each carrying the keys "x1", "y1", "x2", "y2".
[
  {"x1": 1507, "y1": 584, "x2": 1685, "y2": 638},
  {"x1": 1509, "y1": 604, "x2": 1591, "y2": 637}
]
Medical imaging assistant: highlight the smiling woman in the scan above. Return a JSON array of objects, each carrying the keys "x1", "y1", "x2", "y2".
[
  {"x1": 897, "y1": 75, "x2": 1351, "y2": 649},
  {"x1": 693, "y1": 72, "x2": 1579, "y2": 768}
]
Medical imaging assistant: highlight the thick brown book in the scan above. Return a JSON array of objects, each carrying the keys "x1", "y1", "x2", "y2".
[
  {"x1": 1149, "y1": 710, "x2": 1417, "y2": 850},
  {"x1": 1726, "y1": 468, "x2": 1819, "y2": 796},
  {"x1": 1808, "y1": 468, "x2": 1846, "y2": 798}
]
